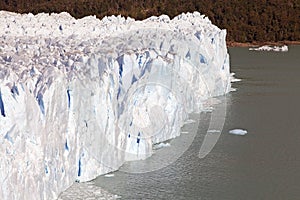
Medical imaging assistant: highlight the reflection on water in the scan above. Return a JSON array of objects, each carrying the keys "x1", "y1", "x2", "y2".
[{"x1": 94, "y1": 46, "x2": 300, "y2": 200}]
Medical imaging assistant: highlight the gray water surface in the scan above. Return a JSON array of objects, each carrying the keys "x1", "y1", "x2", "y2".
[{"x1": 94, "y1": 46, "x2": 300, "y2": 200}]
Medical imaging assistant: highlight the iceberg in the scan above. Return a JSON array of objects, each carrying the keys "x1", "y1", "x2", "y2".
[{"x1": 0, "y1": 11, "x2": 231, "y2": 199}]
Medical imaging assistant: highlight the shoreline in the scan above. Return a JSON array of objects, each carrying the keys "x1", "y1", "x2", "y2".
[{"x1": 227, "y1": 41, "x2": 300, "y2": 47}]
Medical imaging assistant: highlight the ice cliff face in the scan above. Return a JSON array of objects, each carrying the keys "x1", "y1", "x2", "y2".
[{"x1": 0, "y1": 11, "x2": 231, "y2": 199}]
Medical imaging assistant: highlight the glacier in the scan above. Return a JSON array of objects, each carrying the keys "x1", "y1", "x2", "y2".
[{"x1": 0, "y1": 11, "x2": 231, "y2": 199}]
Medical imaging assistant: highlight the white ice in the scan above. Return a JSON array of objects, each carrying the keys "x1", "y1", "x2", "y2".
[
  {"x1": 231, "y1": 78, "x2": 241, "y2": 82},
  {"x1": 104, "y1": 173, "x2": 115, "y2": 178},
  {"x1": 249, "y1": 45, "x2": 288, "y2": 52},
  {"x1": 153, "y1": 142, "x2": 171, "y2": 150},
  {"x1": 0, "y1": 11, "x2": 231, "y2": 199},
  {"x1": 229, "y1": 129, "x2": 248, "y2": 135},
  {"x1": 181, "y1": 131, "x2": 189, "y2": 134},
  {"x1": 230, "y1": 88, "x2": 237, "y2": 92},
  {"x1": 184, "y1": 119, "x2": 196, "y2": 124},
  {"x1": 207, "y1": 129, "x2": 221, "y2": 133}
]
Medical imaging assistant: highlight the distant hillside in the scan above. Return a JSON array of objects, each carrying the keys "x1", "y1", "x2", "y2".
[{"x1": 1, "y1": 0, "x2": 299, "y2": 43}]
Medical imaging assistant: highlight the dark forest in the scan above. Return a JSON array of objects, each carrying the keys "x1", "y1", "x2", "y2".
[{"x1": 1, "y1": 0, "x2": 299, "y2": 43}]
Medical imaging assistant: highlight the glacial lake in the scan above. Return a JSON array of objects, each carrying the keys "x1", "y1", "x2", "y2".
[{"x1": 93, "y1": 46, "x2": 300, "y2": 200}]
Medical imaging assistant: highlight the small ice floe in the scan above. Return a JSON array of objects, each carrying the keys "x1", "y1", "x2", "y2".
[
  {"x1": 231, "y1": 78, "x2": 241, "y2": 82},
  {"x1": 104, "y1": 173, "x2": 115, "y2": 178},
  {"x1": 207, "y1": 129, "x2": 221, "y2": 133},
  {"x1": 229, "y1": 129, "x2": 248, "y2": 136},
  {"x1": 114, "y1": 195, "x2": 122, "y2": 199},
  {"x1": 184, "y1": 119, "x2": 196, "y2": 124},
  {"x1": 230, "y1": 88, "x2": 237, "y2": 92},
  {"x1": 202, "y1": 97, "x2": 221, "y2": 112},
  {"x1": 249, "y1": 45, "x2": 288, "y2": 52},
  {"x1": 202, "y1": 106, "x2": 213, "y2": 112},
  {"x1": 181, "y1": 131, "x2": 189, "y2": 134},
  {"x1": 153, "y1": 142, "x2": 171, "y2": 150},
  {"x1": 230, "y1": 72, "x2": 242, "y2": 82}
]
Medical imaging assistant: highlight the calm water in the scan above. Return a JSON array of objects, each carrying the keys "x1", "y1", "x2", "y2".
[{"x1": 94, "y1": 46, "x2": 300, "y2": 200}]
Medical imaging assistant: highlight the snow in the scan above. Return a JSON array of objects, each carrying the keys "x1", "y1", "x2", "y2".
[
  {"x1": 249, "y1": 45, "x2": 288, "y2": 52},
  {"x1": 229, "y1": 129, "x2": 248, "y2": 135},
  {"x1": 0, "y1": 11, "x2": 231, "y2": 199}
]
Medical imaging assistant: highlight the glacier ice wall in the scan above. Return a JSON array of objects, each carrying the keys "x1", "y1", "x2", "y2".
[{"x1": 0, "y1": 11, "x2": 231, "y2": 199}]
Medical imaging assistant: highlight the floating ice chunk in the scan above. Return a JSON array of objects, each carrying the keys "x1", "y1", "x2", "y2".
[
  {"x1": 153, "y1": 142, "x2": 171, "y2": 150},
  {"x1": 230, "y1": 88, "x2": 237, "y2": 92},
  {"x1": 229, "y1": 129, "x2": 247, "y2": 135},
  {"x1": 184, "y1": 119, "x2": 196, "y2": 124},
  {"x1": 202, "y1": 107, "x2": 213, "y2": 112},
  {"x1": 231, "y1": 78, "x2": 241, "y2": 82},
  {"x1": 249, "y1": 45, "x2": 288, "y2": 52},
  {"x1": 278, "y1": 45, "x2": 288, "y2": 52},
  {"x1": 104, "y1": 173, "x2": 114, "y2": 178},
  {"x1": 181, "y1": 131, "x2": 189, "y2": 134},
  {"x1": 207, "y1": 129, "x2": 221, "y2": 133}
]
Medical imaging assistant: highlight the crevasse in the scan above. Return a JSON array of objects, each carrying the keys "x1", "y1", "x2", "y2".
[{"x1": 0, "y1": 11, "x2": 231, "y2": 199}]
